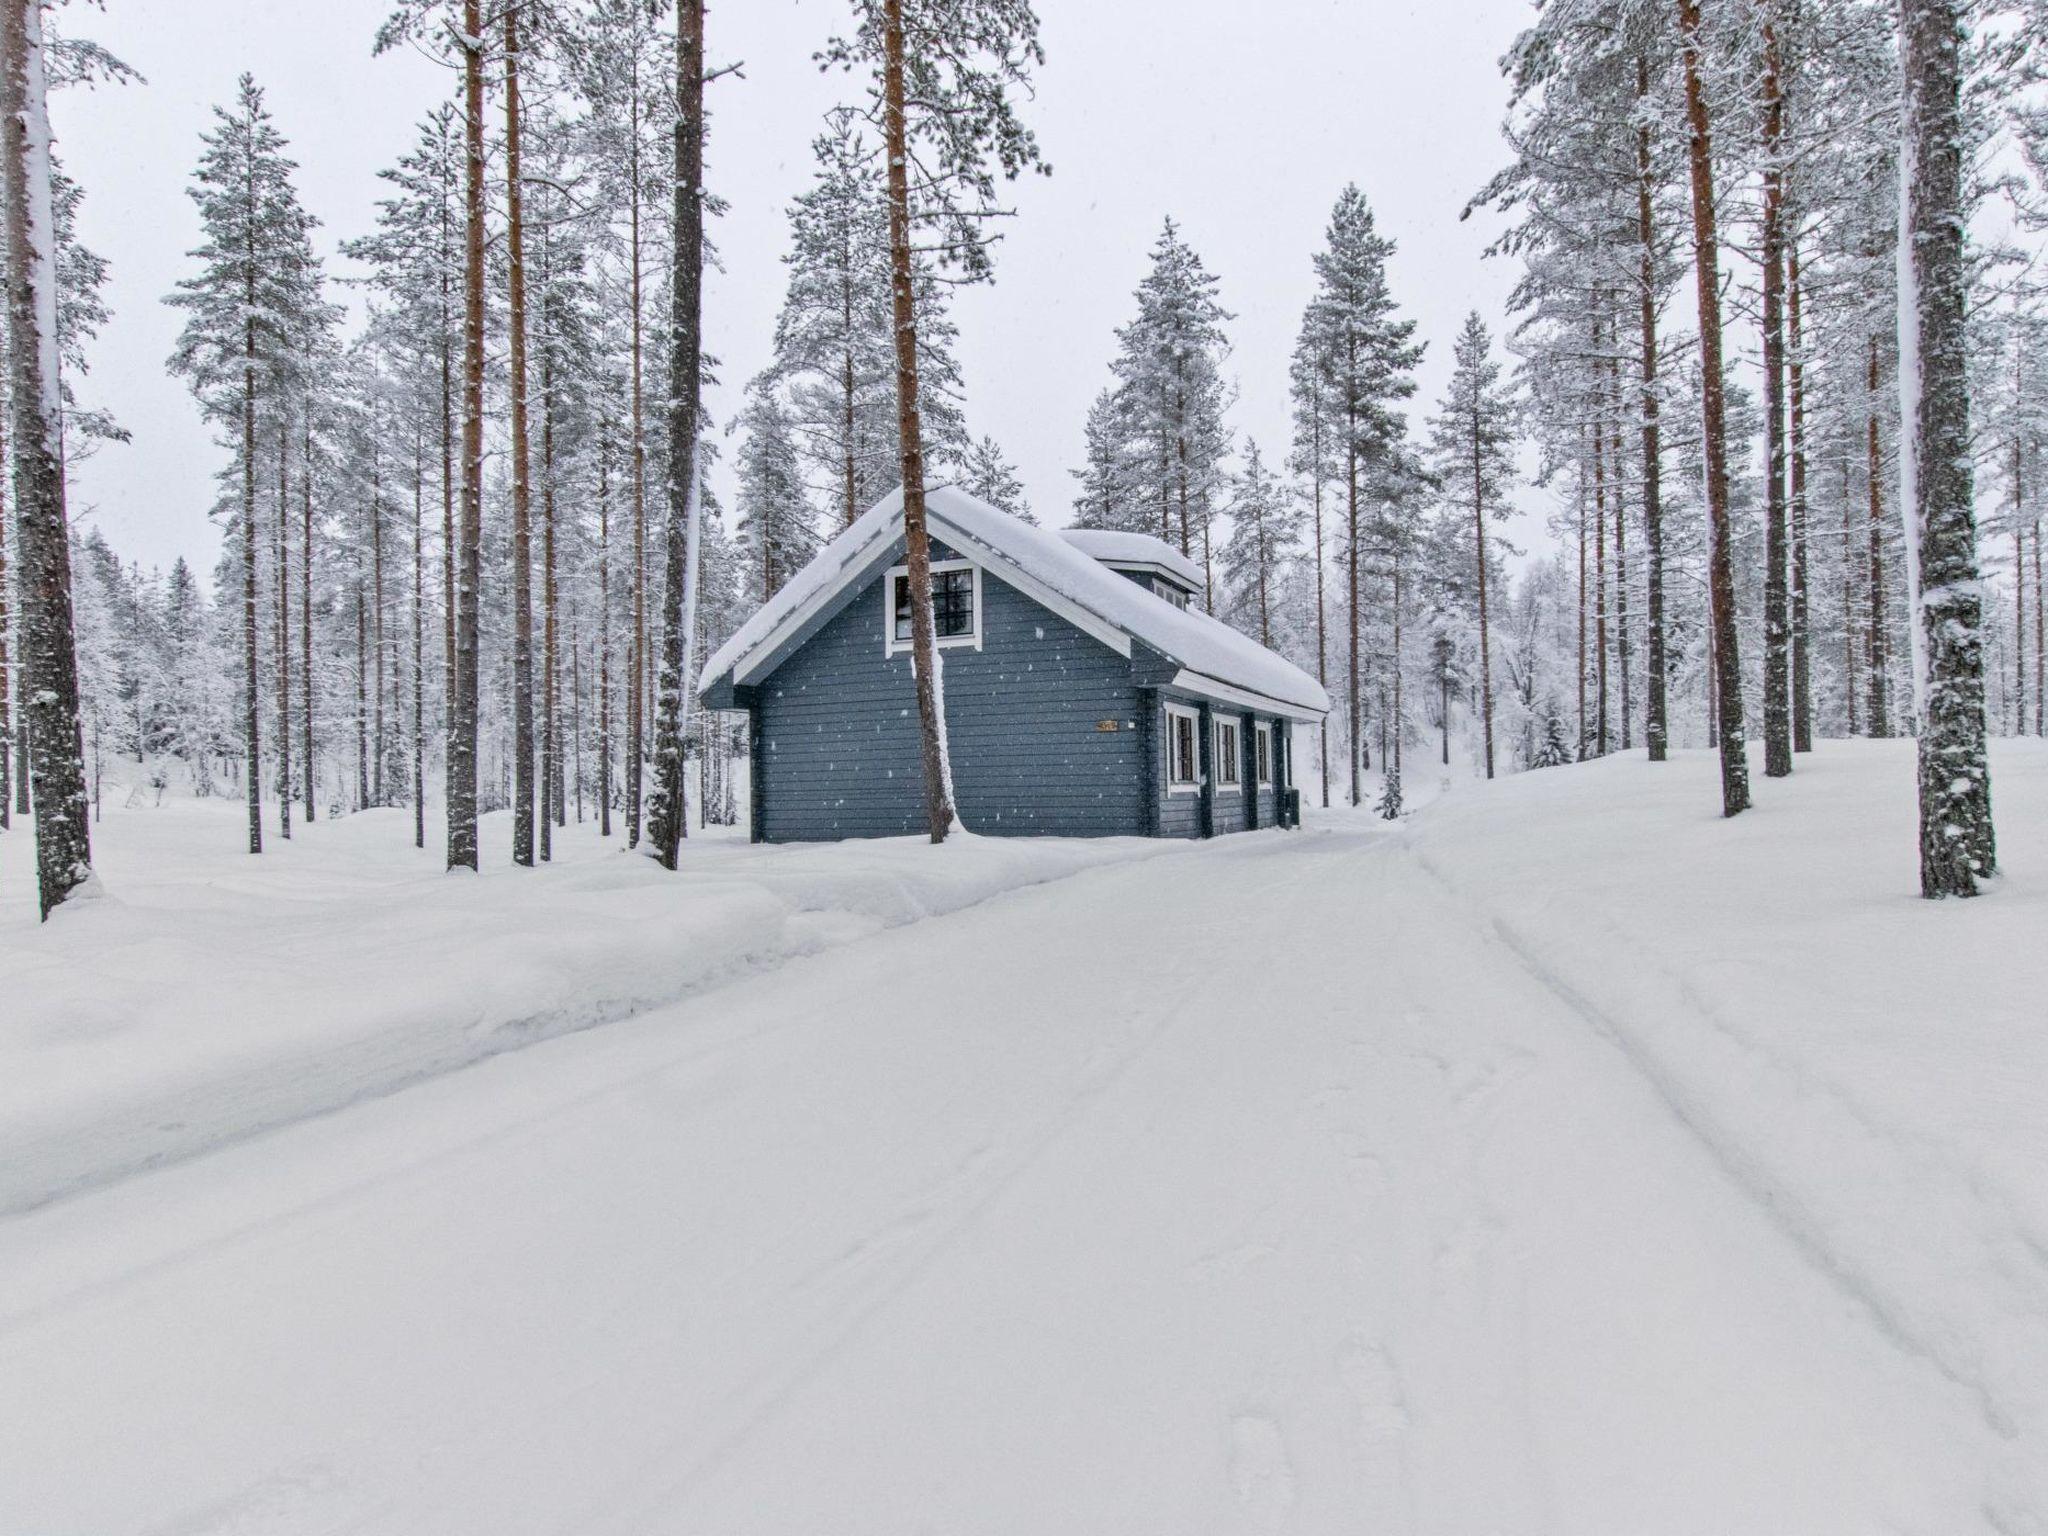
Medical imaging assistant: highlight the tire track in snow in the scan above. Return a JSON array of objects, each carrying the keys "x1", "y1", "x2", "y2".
[{"x1": 1407, "y1": 842, "x2": 2032, "y2": 1447}]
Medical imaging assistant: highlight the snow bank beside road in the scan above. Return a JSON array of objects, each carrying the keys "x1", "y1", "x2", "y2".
[{"x1": 0, "y1": 805, "x2": 1180, "y2": 1216}]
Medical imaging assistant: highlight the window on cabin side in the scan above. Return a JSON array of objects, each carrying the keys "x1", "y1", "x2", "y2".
[
  {"x1": 1215, "y1": 718, "x2": 1241, "y2": 788},
  {"x1": 1151, "y1": 577, "x2": 1189, "y2": 610},
  {"x1": 1166, "y1": 707, "x2": 1199, "y2": 790},
  {"x1": 893, "y1": 567, "x2": 975, "y2": 643},
  {"x1": 1255, "y1": 725, "x2": 1273, "y2": 787}
]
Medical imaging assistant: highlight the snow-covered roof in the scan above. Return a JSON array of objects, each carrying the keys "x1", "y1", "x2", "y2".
[
  {"x1": 1057, "y1": 528, "x2": 1204, "y2": 593},
  {"x1": 700, "y1": 486, "x2": 1329, "y2": 719}
]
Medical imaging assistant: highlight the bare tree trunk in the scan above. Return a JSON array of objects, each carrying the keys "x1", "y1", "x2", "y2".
[
  {"x1": 1637, "y1": 52, "x2": 1670, "y2": 763},
  {"x1": 355, "y1": 581, "x2": 368, "y2": 810},
  {"x1": 505, "y1": 1, "x2": 535, "y2": 867},
  {"x1": 1609, "y1": 343, "x2": 1631, "y2": 751},
  {"x1": 1592, "y1": 309, "x2": 1610, "y2": 757},
  {"x1": 1, "y1": 0, "x2": 90, "y2": 912},
  {"x1": 1312, "y1": 399, "x2": 1329, "y2": 805},
  {"x1": 301, "y1": 414, "x2": 315, "y2": 820},
  {"x1": 1471, "y1": 371, "x2": 1496, "y2": 778},
  {"x1": 647, "y1": 0, "x2": 705, "y2": 869},
  {"x1": 882, "y1": 0, "x2": 956, "y2": 841},
  {"x1": 1759, "y1": 3, "x2": 1792, "y2": 778},
  {"x1": 1347, "y1": 434, "x2": 1361, "y2": 803},
  {"x1": 540, "y1": 199, "x2": 559, "y2": 862},
  {"x1": 1843, "y1": 453, "x2": 1862, "y2": 734},
  {"x1": 371, "y1": 449, "x2": 386, "y2": 808},
  {"x1": 412, "y1": 426, "x2": 424, "y2": 847},
  {"x1": 2035, "y1": 517, "x2": 2044, "y2": 736},
  {"x1": 276, "y1": 417, "x2": 292, "y2": 838},
  {"x1": 447, "y1": 0, "x2": 485, "y2": 871},
  {"x1": 598, "y1": 426, "x2": 614, "y2": 839},
  {"x1": 1789, "y1": 238, "x2": 1813, "y2": 752},
  {"x1": 0, "y1": 444, "x2": 10, "y2": 831},
  {"x1": 1678, "y1": 0, "x2": 1750, "y2": 816},
  {"x1": 1867, "y1": 334, "x2": 1891, "y2": 737},
  {"x1": 1576, "y1": 462, "x2": 1587, "y2": 758},
  {"x1": 626, "y1": 66, "x2": 647, "y2": 850},
  {"x1": 1899, "y1": 0, "x2": 1994, "y2": 895}
]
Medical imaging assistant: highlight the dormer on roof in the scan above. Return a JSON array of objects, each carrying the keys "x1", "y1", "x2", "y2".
[{"x1": 1057, "y1": 529, "x2": 1202, "y2": 610}]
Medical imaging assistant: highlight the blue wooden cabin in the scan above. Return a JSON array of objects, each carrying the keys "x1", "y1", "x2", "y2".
[{"x1": 697, "y1": 487, "x2": 1330, "y2": 841}]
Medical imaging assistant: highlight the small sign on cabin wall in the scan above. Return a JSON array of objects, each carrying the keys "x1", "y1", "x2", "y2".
[{"x1": 1095, "y1": 719, "x2": 1120, "y2": 732}]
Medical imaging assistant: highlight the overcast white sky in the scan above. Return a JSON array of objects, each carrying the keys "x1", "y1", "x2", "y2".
[{"x1": 55, "y1": 0, "x2": 1542, "y2": 581}]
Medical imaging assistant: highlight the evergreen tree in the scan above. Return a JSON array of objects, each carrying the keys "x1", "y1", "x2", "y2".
[
  {"x1": 1426, "y1": 311, "x2": 1515, "y2": 778},
  {"x1": 1070, "y1": 385, "x2": 1136, "y2": 530},
  {"x1": 959, "y1": 433, "x2": 1029, "y2": 521},
  {"x1": 1219, "y1": 439, "x2": 1298, "y2": 647},
  {"x1": 733, "y1": 380, "x2": 816, "y2": 602}
]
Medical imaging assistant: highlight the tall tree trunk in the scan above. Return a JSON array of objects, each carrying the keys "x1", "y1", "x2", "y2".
[
  {"x1": 1899, "y1": 0, "x2": 1994, "y2": 894},
  {"x1": 237, "y1": 156, "x2": 263, "y2": 855},
  {"x1": 1347, "y1": 433, "x2": 1361, "y2": 803},
  {"x1": 371, "y1": 450, "x2": 386, "y2": 808},
  {"x1": 1843, "y1": 453, "x2": 1862, "y2": 734},
  {"x1": 1637, "y1": 52, "x2": 1670, "y2": 763},
  {"x1": 1678, "y1": 0, "x2": 1750, "y2": 816},
  {"x1": 598, "y1": 423, "x2": 613, "y2": 839},
  {"x1": 1759, "y1": 4, "x2": 1792, "y2": 778},
  {"x1": 626, "y1": 67, "x2": 647, "y2": 849},
  {"x1": 506, "y1": 1, "x2": 535, "y2": 867},
  {"x1": 1789, "y1": 238, "x2": 1813, "y2": 752},
  {"x1": 647, "y1": 0, "x2": 705, "y2": 869},
  {"x1": 542, "y1": 240, "x2": 560, "y2": 857},
  {"x1": 1592, "y1": 308, "x2": 1610, "y2": 757},
  {"x1": 276, "y1": 416, "x2": 292, "y2": 837},
  {"x1": 355, "y1": 581, "x2": 368, "y2": 810},
  {"x1": 1576, "y1": 461, "x2": 1587, "y2": 758},
  {"x1": 882, "y1": 0, "x2": 957, "y2": 842},
  {"x1": 301, "y1": 414, "x2": 314, "y2": 820},
  {"x1": 413, "y1": 426, "x2": 425, "y2": 849},
  {"x1": 0, "y1": 447, "x2": 10, "y2": 831},
  {"x1": 2034, "y1": 516, "x2": 2044, "y2": 736},
  {"x1": 1609, "y1": 343, "x2": 1632, "y2": 751},
  {"x1": 1471, "y1": 380, "x2": 1496, "y2": 778},
  {"x1": 1312, "y1": 392, "x2": 1329, "y2": 805},
  {"x1": 447, "y1": 0, "x2": 485, "y2": 871},
  {"x1": 1867, "y1": 334, "x2": 1891, "y2": 736},
  {"x1": 0, "y1": 0, "x2": 87, "y2": 912}
]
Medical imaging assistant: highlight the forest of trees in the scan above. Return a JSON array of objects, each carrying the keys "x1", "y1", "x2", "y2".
[{"x1": 0, "y1": 0, "x2": 2033, "y2": 912}]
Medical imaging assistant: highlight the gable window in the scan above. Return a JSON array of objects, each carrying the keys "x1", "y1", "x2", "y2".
[
  {"x1": 1255, "y1": 724, "x2": 1273, "y2": 787},
  {"x1": 1152, "y1": 577, "x2": 1189, "y2": 610},
  {"x1": 1214, "y1": 717, "x2": 1242, "y2": 790},
  {"x1": 1165, "y1": 703, "x2": 1200, "y2": 794},
  {"x1": 884, "y1": 560, "x2": 980, "y2": 656}
]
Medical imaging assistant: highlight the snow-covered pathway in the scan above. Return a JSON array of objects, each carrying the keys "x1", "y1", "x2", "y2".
[{"x1": 0, "y1": 779, "x2": 2032, "y2": 1532}]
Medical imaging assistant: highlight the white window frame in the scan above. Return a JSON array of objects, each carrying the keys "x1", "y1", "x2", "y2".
[
  {"x1": 1214, "y1": 716, "x2": 1242, "y2": 791},
  {"x1": 1151, "y1": 577, "x2": 1190, "y2": 610},
  {"x1": 1255, "y1": 723, "x2": 1274, "y2": 787},
  {"x1": 883, "y1": 559, "x2": 982, "y2": 658},
  {"x1": 1164, "y1": 702, "x2": 1202, "y2": 795}
]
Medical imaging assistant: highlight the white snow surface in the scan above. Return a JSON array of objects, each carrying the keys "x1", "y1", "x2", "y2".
[
  {"x1": 1057, "y1": 525, "x2": 1206, "y2": 591},
  {"x1": 1, "y1": 738, "x2": 2044, "y2": 1533},
  {"x1": 700, "y1": 485, "x2": 1330, "y2": 717}
]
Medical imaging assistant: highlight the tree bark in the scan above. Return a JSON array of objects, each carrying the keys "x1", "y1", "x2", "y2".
[
  {"x1": 1899, "y1": 0, "x2": 1994, "y2": 895},
  {"x1": 0, "y1": 448, "x2": 10, "y2": 831},
  {"x1": 1592, "y1": 308, "x2": 1609, "y2": 757},
  {"x1": 1789, "y1": 238, "x2": 1813, "y2": 752},
  {"x1": 626, "y1": 59, "x2": 647, "y2": 849},
  {"x1": 0, "y1": 0, "x2": 87, "y2": 913},
  {"x1": 447, "y1": 0, "x2": 485, "y2": 871},
  {"x1": 275, "y1": 416, "x2": 292, "y2": 837},
  {"x1": 1867, "y1": 334, "x2": 1891, "y2": 737},
  {"x1": 301, "y1": 414, "x2": 315, "y2": 820},
  {"x1": 505, "y1": 0, "x2": 535, "y2": 867},
  {"x1": 1759, "y1": 4, "x2": 1792, "y2": 778},
  {"x1": 413, "y1": 426, "x2": 424, "y2": 848},
  {"x1": 646, "y1": 0, "x2": 705, "y2": 869},
  {"x1": 882, "y1": 0, "x2": 957, "y2": 842},
  {"x1": 598, "y1": 422, "x2": 613, "y2": 839},
  {"x1": 1637, "y1": 52, "x2": 1670, "y2": 763},
  {"x1": 1678, "y1": 0, "x2": 1750, "y2": 816},
  {"x1": 1471, "y1": 369, "x2": 1496, "y2": 778}
]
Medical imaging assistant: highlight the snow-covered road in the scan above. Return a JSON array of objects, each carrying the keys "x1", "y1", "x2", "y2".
[{"x1": 4, "y1": 755, "x2": 2033, "y2": 1534}]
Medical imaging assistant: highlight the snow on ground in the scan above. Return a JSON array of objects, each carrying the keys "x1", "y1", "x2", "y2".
[
  {"x1": 0, "y1": 739, "x2": 2042, "y2": 1533},
  {"x1": 0, "y1": 784, "x2": 1178, "y2": 1216}
]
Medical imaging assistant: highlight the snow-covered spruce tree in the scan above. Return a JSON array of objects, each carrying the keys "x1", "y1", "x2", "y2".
[
  {"x1": 1071, "y1": 385, "x2": 1138, "y2": 531},
  {"x1": 769, "y1": 113, "x2": 968, "y2": 528},
  {"x1": 645, "y1": 0, "x2": 713, "y2": 871},
  {"x1": 733, "y1": 378, "x2": 816, "y2": 602},
  {"x1": 1219, "y1": 440, "x2": 1298, "y2": 648},
  {"x1": 959, "y1": 434, "x2": 1029, "y2": 521},
  {"x1": 166, "y1": 74, "x2": 320, "y2": 857},
  {"x1": 1300, "y1": 184, "x2": 1422, "y2": 806},
  {"x1": 1426, "y1": 311, "x2": 1516, "y2": 778},
  {"x1": 1898, "y1": 0, "x2": 1994, "y2": 896},
  {"x1": 1532, "y1": 697, "x2": 1575, "y2": 767},
  {"x1": 1106, "y1": 218, "x2": 1233, "y2": 605},
  {"x1": 824, "y1": 0, "x2": 1049, "y2": 844}
]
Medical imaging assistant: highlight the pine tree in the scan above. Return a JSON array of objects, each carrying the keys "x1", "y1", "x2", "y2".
[
  {"x1": 1427, "y1": 311, "x2": 1515, "y2": 778},
  {"x1": 1219, "y1": 440, "x2": 1298, "y2": 647},
  {"x1": 959, "y1": 433, "x2": 1029, "y2": 520},
  {"x1": 734, "y1": 380, "x2": 815, "y2": 602},
  {"x1": 1899, "y1": 0, "x2": 1994, "y2": 896},
  {"x1": 1070, "y1": 386, "x2": 1135, "y2": 530},
  {"x1": 826, "y1": 0, "x2": 1049, "y2": 844},
  {"x1": 1300, "y1": 184, "x2": 1422, "y2": 806},
  {"x1": 167, "y1": 74, "x2": 321, "y2": 857}
]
